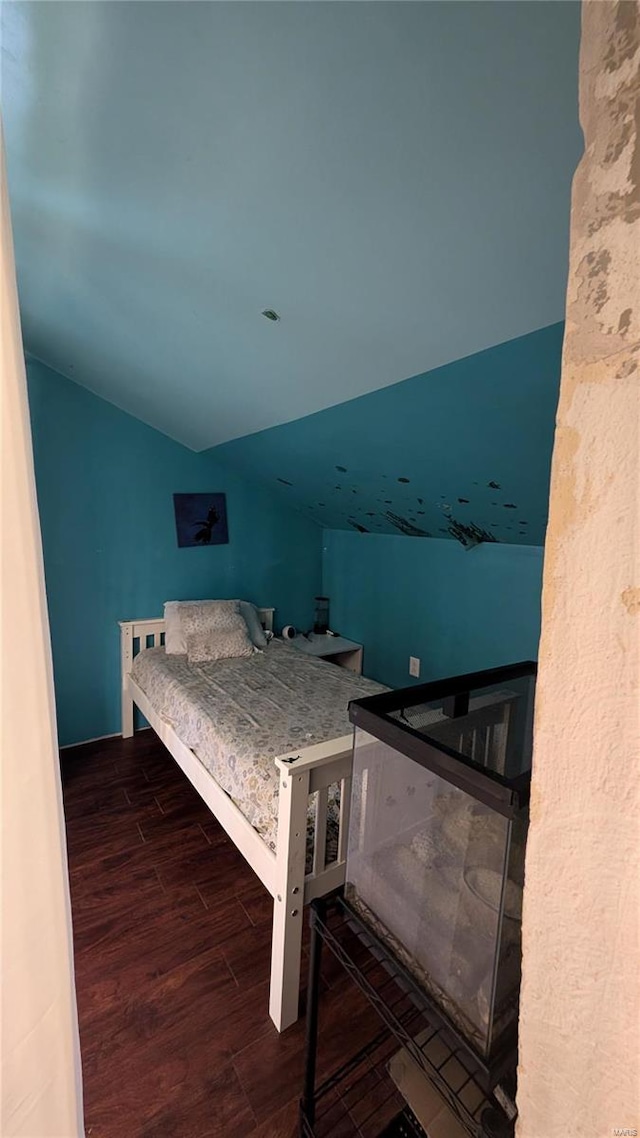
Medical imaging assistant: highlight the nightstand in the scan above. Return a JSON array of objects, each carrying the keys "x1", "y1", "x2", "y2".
[{"x1": 287, "y1": 632, "x2": 363, "y2": 675}]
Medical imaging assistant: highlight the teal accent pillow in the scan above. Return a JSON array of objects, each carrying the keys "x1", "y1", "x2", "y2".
[{"x1": 239, "y1": 601, "x2": 268, "y2": 649}]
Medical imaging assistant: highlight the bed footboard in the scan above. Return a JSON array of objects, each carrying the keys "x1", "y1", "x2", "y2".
[{"x1": 269, "y1": 736, "x2": 353, "y2": 1031}]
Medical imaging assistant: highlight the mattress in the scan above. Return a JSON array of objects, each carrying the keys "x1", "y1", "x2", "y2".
[{"x1": 131, "y1": 639, "x2": 385, "y2": 851}]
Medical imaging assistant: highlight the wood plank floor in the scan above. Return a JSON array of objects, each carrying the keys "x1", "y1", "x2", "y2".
[{"x1": 62, "y1": 732, "x2": 381, "y2": 1138}]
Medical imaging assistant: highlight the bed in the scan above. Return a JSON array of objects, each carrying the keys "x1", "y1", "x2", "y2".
[{"x1": 119, "y1": 607, "x2": 385, "y2": 1031}]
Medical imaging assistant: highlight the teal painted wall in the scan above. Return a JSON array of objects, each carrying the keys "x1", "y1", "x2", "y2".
[
  {"x1": 27, "y1": 333, "x2": 549, "y2": 744},
  {"x1": 322, "y1": 530, "x2": 543, "y2": 690},
  {"x1": 27, "y1": 360, "x2": 322, "y2": 747},
  {"x1": 213, "y1": 324, "x2": 563, "y2": 547}
]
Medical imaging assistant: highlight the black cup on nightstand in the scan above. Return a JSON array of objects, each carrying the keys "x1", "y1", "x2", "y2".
[{"x1": 313, "y1": 596, "x2": 330, "y2": 635}]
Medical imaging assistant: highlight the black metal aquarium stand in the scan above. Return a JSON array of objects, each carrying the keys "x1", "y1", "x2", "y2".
[{"x1": 299, "y1": 892, "x2": 517, "y2": 1138}]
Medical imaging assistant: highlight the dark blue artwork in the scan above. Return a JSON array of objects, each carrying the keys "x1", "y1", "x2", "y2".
[{"x1": 173, "y1": 493, "x2": 229, "y2": 547}]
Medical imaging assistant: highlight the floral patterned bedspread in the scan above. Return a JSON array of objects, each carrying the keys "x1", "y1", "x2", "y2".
[{"x1": 131, "y1": 640, "x2": 385, "y2": 852}]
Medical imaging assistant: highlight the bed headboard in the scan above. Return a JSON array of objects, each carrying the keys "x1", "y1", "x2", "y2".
[{"x1": 119, "y1": 606, "x2": 275, "y2": 675}]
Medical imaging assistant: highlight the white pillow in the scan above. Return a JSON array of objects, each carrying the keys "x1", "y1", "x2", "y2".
[
  {"x1": 164, "y1": 599, "x2": 268, "y2": 653},
  {"x1": 186, "y1": 618, "x2": 254, "y2": 664},
  {"x1": 163, "y1": 599, "x2": 240, "y2": 654}
]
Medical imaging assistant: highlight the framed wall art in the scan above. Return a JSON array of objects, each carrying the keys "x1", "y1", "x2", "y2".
[{"x1": 173, "y1": 493, "x2": 229, "y2": 547}]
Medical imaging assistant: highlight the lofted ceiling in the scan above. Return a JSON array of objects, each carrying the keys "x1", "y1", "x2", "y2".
[
  {"x1": 1, "y1": 1, "x2": 581, "y2": 452},
  {"x1": 214, "y1": 322, "x2": 565, "y2": 547}
]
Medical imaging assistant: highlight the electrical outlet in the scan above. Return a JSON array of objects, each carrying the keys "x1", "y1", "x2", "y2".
[{"x1": 409, "y1": 656, "x2": 420, "y2": 678}]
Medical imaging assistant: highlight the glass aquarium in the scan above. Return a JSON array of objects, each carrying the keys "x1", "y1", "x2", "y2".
[{"x1": 346, "y1": 663, "x2": 535, "y2": 1076}]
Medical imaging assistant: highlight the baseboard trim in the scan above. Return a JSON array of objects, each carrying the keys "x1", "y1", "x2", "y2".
[{"x1": 60, "y1": 726, "x2": 152, "y2": 751}]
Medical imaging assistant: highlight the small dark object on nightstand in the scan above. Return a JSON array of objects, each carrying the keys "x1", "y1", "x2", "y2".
[{"x1": 313, "y1": 596, "x2": 330, "y2": 635}]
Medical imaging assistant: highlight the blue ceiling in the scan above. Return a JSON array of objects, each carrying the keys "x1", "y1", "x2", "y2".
[{"x1": 2, "y1": 1, "x2": 581, "y2": 451}]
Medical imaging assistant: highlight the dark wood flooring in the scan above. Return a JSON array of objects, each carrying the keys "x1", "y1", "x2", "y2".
[{"x1": 62, "y1": 732, "x2": 383, "y2": 1138}]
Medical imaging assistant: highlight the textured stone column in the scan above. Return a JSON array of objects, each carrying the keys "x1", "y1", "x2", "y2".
[{"x1": 516, "y1": 4, "x2": 640, "y2": 1136}]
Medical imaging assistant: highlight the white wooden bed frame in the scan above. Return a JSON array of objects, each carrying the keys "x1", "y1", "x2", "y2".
[{"x1": 119, "y1": 608, "x2": 353, "y2": 1032}]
